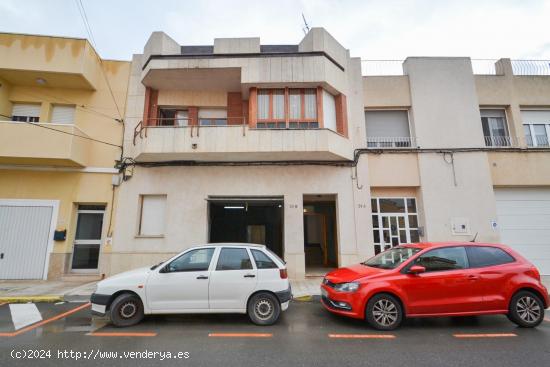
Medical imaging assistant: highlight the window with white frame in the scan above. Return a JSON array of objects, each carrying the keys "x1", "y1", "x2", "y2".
[
  {"x1": 51, "y1": 105, "x2": 76, "y2": 124},
  {"x1": 480, "y1": 109, "x2": 510, "y2": 147},
  {"x1": 138, "y1": 195, "x2": 167, "y2": 236},
  {"x1": 11, "y1": 103, "x2": 41, "y2": 123},
  {"x1": 365, "y1": 110, "x2": 412, "y2": 148},
  {"x1": 522, "y1": 110, "x2": 550, "y2": 147},
  {"x1": 371, "y1": 197, "x2": 420, "y2": 255}
]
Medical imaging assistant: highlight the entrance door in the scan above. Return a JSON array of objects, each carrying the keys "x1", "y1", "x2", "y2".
[
  {"x1": 71, "y1": 205, "x2": 105, "y2": 272},
  {"x1": 0, "y1": 201, "x2": 56, "y2": 279},
  {"x1": 379, "y1": 214, "x2": 407, "y2": 250}
]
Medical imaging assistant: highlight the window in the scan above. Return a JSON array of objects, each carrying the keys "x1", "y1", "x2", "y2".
[
  {"x1": 216, "y1": 248, "x2": 253, "y2": 270},
  {"x1": 466, "y1": 246, "x2": 515, "y2": 268},
  {"x1": 251, "y1": 249, "x2": 278, "y2": 269},
  {"x1": 371, "y1": 197, "x2": 420, "y2": 254},
  {"x1": 481, "y1": 109, "x2": 510, "y2": 146},
  {"x1": 522, "y1": 110, "x2": 550, "y2": 147},
  {"x1": 322, "y1": 90, "x2": 336, "y2": 131},
  {"x1": 51, "y1": 105, "x2": 76, "y2": 124},
  {"x1": 364, "y1": 247, "x2": 421, "y2": 270},
  {"x1": 365, "y1": 110, "x2": 411, "y2": 148},
  {"x1": 199, "y1": 108, "x2": 227, "y2": 126},
  {"x1": 166, "y1": 248, "x2": 214, "y2": 272},
  {"x1": 413, "y1": 247, "x2": 469, "y2": 272},
  {"x1": 158, "y1": 108, "x2": 188, "y2": 127},
  {"x1": 256, "y1": 88, "x2": 321, "y2": 129},
  {"x1": 138, "y1": 195, "x2": 166, "y2": 236},
  {"x1": 11, "y1": 103, "x2": 41, "y2": 123}
]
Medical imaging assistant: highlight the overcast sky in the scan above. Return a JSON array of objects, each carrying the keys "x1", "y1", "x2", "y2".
[{"x1": 1, "y1": 0, "x2": 549, "y2": 61}]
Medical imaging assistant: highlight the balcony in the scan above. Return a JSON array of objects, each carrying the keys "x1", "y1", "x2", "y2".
[
  {"x1": 483, "y1": 136, "x2": 515, "y2": 147},
  {"x1": 0, "y1": 121, "x2": 90, "y2": 167},
  {"x1": 366, "y1": 136, "x2": 416, "y2": 148},
  {"x1": 130, "y1": 119, "x2": 352, "y2": 162}
]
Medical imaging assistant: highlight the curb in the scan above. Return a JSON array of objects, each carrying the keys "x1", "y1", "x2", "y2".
[{"x1": 0, "y1": 295, "x2": 64, "y2": 303}]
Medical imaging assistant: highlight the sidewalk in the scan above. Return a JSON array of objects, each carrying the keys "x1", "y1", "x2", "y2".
[
  {"x1": 0, "y1": 280, "x2": 97, "y2": 303},
  {"x1": 1, "y1": 276, "x2": 548, "y2": 303}
]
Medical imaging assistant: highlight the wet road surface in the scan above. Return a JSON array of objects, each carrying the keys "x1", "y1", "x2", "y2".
[{"x1": 1, "y1": 299, "x2": 549, "y2": 366}]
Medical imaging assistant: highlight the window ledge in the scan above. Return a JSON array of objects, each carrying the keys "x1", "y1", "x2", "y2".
[{"x1": 135, "y1": 234, "x2": 165, "y2": 239}]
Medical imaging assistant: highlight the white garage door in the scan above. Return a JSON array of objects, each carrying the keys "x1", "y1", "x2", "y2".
[
  {"x1": 0, "y1": 201, "x2": 56, "y2": 279},
  {"x1": 495, "y1": 188, "x2": 550, "y2": 275}
]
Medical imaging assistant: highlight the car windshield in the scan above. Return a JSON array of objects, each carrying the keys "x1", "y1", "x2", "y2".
[{"x1": 363, "y1": 247, "x2": 421, "y2": 269}]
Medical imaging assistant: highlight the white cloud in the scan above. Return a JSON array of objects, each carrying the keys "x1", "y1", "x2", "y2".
[{"x1": 0, "y1": 0, "x2": 549, "y2": 60}]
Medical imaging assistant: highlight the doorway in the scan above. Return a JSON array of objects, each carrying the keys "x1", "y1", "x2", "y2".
[
  {"x1": 208, "y1": 197, "x2": 284, "y2": 258},
  {"x1": 303, "y1": 195, "x2": 338, "y2": 275},
  {"x1": 71, "y1": 205, "x2": 105, "y2": 272}
]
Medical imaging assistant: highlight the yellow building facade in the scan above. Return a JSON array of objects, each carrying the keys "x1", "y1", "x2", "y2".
[{"x1": 0, "y1": 33, "x2": 130, "y2": 279}]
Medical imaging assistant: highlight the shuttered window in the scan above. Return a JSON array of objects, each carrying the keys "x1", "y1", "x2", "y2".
[
  {"x1": 199, "y1": 108, "x2": 227, "y2": 126},
  {"x1": 139, "y1": 195, "x2": 167, "y2": 236},
  {"x1": 51, "y1": 105, "x2": 76, "y2": 124},
  {"x1": 11, "y1": 103, "x2": 41, "y2": 122},
  {"x1": 322, "y1": 90, "x2": 336, "y2": 131},
  {"x1": 365, "y1": 110, "x2": 410, "y2": 137}
]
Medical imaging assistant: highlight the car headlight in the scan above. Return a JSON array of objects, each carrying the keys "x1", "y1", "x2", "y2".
[{"x1": 333, "y1": 282, "x2": 360, "y2": 292}]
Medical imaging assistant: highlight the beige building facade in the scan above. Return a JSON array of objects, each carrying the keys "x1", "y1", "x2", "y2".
[{"x1": 110, "y1": 28, "x2": 550, "y2": 279}]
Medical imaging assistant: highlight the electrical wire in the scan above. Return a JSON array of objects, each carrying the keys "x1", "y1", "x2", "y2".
[
  {"x1": 11, "y1": 120, "x2": 122, "y2": 148},
  {"x1": 74, "y1": 0, "x2": 123, "y2": 121}
]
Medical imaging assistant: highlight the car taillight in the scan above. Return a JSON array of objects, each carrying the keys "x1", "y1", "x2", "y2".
[{"x1": 279, "y1": 268, "x2": 288, "y2": 279}]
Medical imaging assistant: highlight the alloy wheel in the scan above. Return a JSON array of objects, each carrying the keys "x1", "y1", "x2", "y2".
[
  {"x1": 516, "y1": 296, "x2": 541, "y2": 323},
  {"x1": 372, "y1": 299, "x2": 398, "y2": 327}
]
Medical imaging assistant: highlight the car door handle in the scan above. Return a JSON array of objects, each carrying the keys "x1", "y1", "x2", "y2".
[
  {"x1": 467, "y1": 275, "x2": 479, "y2": 280},
  {"x1": 196, "y1": 275, "x2": 208, "y2": 280},
  {"x1": 243, "y1": 274, "x2": 256, "y2": 278}
]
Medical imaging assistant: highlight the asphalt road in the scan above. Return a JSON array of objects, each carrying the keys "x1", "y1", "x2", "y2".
[{"x1": 1, "y1": 299, "x2": 549, "y2": 367}]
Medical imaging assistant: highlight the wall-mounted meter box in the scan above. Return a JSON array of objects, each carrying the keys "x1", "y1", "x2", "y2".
[{"x1": 451, "y1": 217, "x2": 470, "y2": 235}]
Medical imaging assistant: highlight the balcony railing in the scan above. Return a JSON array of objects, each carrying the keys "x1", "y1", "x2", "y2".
[
  {"x1": 366, "y1": 136, "x2": 416, "y2": 148},
  {"x1": 484, "y1": 136, "x2": 515, "y2": 147},
  {"x1": 526, "y1": 135, "x2": 550, "y2": 147}
]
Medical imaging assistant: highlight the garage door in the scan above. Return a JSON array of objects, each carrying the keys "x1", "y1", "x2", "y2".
[
  {"x1": 0, "y1": 202, "x2": 55, "y2": 279},
  {"x1": 495, "y1": 188, "x2": 550, "y2": 275}
]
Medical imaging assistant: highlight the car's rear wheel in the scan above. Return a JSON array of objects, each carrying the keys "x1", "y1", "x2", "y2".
[
  {"x1": 365, "y1": 293, "x2": 403, "y2": 330},
  {"x1": 508, "y1": 290, "x2": 545, "y2": 328},
  {"x1": 247, "y1": 292, "x2": 281, "y2": 326},
  {"x1": 109, "y1": 293, "x2": 144, "y2": 327}
]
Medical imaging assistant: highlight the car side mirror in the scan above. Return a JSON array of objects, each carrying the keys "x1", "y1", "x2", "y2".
[
  {"x1": 409, "y1": 265, "x2": 426, "y2": 275},
  {"x1": 159, "y1": 265, "x2": 170, "y2": 273}
]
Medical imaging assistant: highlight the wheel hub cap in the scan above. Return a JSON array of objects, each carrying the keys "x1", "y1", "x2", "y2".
[
  {"x1": 255, "y1": 299, "x2": 273, "y2": 320},
  {"x1": 517, "y1": 296, "x2": 541, "y2": 323},
  {"x1": 373, "y1": 299, "x2": 398, "y2": 326},
  {"x1": 120, "y1": 302, "x2": 137, "y2": 319}
]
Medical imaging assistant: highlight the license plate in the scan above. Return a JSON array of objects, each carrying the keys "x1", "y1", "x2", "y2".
[{"x1": 321, "y1": 287, "x2": 328, "y2": 297}]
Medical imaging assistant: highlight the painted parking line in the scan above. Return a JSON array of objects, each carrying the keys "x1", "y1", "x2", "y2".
[
  {"x1": 328, "y1": 334, "x2": 396, "y2": 339},
  {"x1": 208, "y1": 333, "x2": 273, "y2": 338},
  {"x1": 0, "y1": 302, "x2": 91, "y2": 337},
  {"x1": 453, "y1": 333, "x2": 517, "y2": 338},
  {"x1": 0, "y1": 302, "x2": 7, "y2": 307},
  {"x1": 9, "y1": 303, "x2": 43, "y2": 330},
  {"x1": 544, "y1": 317, "x2": 550, "y2": 323},
  {"x1": 89, "y1": 332, "x2": 157, "y2": 337}
]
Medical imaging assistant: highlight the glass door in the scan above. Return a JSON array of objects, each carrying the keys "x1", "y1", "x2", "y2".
[{"x1": 71, "y1": 205, "x2": 105, "y2": 272}]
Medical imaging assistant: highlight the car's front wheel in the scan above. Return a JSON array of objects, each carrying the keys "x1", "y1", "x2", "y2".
[
  {"x1": 365, "y1": 293, "x2": 403, "y2": 330},
  {"x1": 109, "y1": 293, "x2": 144, "y2": 327},
  {"x1": 247, "y1": 292, "x2": 281, "y2": 326},
  {"x1": 508, "y1": 291, "x2": 545, "y2": 328}
]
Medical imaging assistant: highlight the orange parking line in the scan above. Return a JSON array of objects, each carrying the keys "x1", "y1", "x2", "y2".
[
  {"x1": 329, "y1": 334, "x2": 396, "y2": 339},
  {"x1": 453, "y1": 333, "x2": 517, "y2": 338},
  {"x1": 208, "y1": 333, "x2": 272, "y2": 338},
  {"x1": 0, "y1": 302, "x2": 91, "y2": 337},
  {"x1": 89, "y1": 332, "x2": 157, "y2": 337},
  {"x1": 544, "y1": 317, "x2": 550, "y2": 323},
  {"x1": 0, "y1": 303, "x2": 7, "y2": 307}
]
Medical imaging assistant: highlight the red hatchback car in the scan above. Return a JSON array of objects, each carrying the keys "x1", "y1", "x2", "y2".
[{"x1": 321, "y1": 242, "x2": 549, "y2": 330}]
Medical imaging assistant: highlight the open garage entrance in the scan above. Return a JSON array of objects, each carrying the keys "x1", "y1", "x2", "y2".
[
  {"x1": 208, "y1": 197, "x2": 284, "y2": 258},
  {"x1": 303, "y1": 195, "x2": 338, "y2": 276}
]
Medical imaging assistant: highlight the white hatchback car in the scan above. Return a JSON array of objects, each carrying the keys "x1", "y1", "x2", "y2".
[{"x1": 91, "y1": 244, "x2": 291, "y2": 327}]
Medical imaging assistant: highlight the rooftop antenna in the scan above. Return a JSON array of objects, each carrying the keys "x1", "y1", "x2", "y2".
[
  {"x1": 470, "y1": 232, "x2": 478, "y2": 242},
  {"x1": 302, "y1": 13, "x2": 310, "y2": 35}
]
